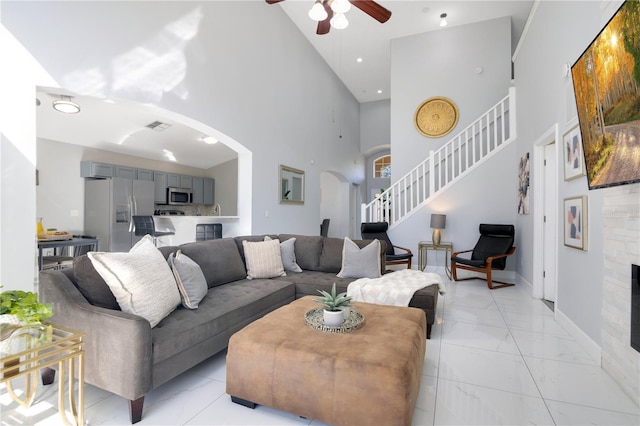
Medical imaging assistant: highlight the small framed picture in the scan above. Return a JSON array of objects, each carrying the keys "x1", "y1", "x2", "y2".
[
  {"x1": 564, "y1": 196, "x2": 588, "y2": 250},
  {"x1": 563, "y1": 125, "x2": 586, "y2": 181}
]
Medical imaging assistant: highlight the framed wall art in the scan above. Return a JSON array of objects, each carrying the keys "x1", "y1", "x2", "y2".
[
  {"x1": 563, "y1": 124, "x2": 586, "y2": 181},
  {"x1": 564, "y1": 195, "x2": 588, "y2": 250}
]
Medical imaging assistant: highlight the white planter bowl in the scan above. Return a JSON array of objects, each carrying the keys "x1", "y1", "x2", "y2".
[{"x1": 323, "y1": 309, "x2": 344, "y2": 327}]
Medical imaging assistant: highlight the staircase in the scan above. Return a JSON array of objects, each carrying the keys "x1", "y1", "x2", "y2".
[{"x1": 361, "y1": 87, "x2": 517, "y2": 228}]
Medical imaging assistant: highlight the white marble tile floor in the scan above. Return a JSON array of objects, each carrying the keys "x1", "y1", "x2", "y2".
[{"x1": 2, "y1": 277, "x2": 639, "y2": 425}]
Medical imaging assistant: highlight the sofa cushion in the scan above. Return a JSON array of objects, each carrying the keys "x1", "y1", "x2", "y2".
[
  {"x1": 151, "y1": 279, "x2": 295, "y2": 364},
  {"x1": 265, "y1": 236, "x2": 302, "y2": 273},
  {"x1": 168, "y1": 250, "x2": 208, "y2": 309},
  {"x1": 179, "y1": 238, "x2": 247, "y2": 288},
  {"x1": 278, "y1": 234, "x2": 323, "y2": 271},
  {"x1": 243, "y1": 239, "x2": 286, "y2": 279},
  {"x1": 337, "y1": 237, "x2": 382, "y2": 279},
  {"x1": 87, "y1": 235, "x2": 181, "y2": 327},
  {"x1": 72, "y1": 255, "x2": 120, "y2": 310}
]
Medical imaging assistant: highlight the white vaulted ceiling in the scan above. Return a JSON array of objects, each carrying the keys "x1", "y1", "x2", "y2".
[{"x1": 35, "y1": 1, "x2": 533, "y2": 169}]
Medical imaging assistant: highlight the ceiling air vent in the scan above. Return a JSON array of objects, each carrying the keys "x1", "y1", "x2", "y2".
[{"x1": 145, "y1": 121, "x2": 172, "y2": 132}]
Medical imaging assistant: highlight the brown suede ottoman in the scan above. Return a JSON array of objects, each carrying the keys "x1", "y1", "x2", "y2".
[{"x1": 226, "y1": 296, "x2": 426, "y2": 426}]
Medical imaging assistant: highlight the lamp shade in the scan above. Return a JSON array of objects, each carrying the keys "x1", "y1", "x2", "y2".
[{"x1": 430, "y1": 214, "x2": 446, "y2": 229}]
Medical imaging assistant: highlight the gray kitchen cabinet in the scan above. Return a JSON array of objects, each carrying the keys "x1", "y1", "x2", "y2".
[
  {"x1": 154, "y1": 171, "x2": 168, "y2": 204},
  {"x1": 180, "y1": 175, "x2": 192, "y2": 189},
  {"x1": 167, "y1": 173, "x2": 180, "y2": 188},
  {"x1": 137, "y1": 169, "x2": 154, "y2": 181},
  {"x1": 80, "y1": 161, "x2": 114, "y2": 178},
  {"x1": 115, "y1": 166, "x2": 137, "y2": 180},
  {"x1": 203, "y1": 178, "x2": 215, "y2": 205},
  {"x1": 192, "y1": 177, "x2": 204, "y2": 204}
]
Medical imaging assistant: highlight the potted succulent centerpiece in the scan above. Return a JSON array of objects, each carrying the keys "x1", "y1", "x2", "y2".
[{"x1": 314, "y1": 283, "x2": 352, "y2": 327}]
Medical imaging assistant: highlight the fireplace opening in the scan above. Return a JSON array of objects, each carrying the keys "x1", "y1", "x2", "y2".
[{"x1": 632, "y1": 264, "x2": 640, "y2": 353}]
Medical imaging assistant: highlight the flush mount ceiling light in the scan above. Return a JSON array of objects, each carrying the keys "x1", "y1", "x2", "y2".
[
  {"x1": 440, "y1": 13, "x2": 448, "y2": 27},
  {"x1": 52, "y1": 95, "x2": 80, "y2": 114}
]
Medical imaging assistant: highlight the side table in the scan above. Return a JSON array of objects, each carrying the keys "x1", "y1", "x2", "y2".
[
  {"x1": 418, "y1": 241, "x2": 453, "y2": 279},
  {"x1": 1, "y1": 323, "x2": 84, "y2": 425}
]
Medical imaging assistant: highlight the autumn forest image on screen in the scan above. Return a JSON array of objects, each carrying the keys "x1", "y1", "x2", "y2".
[{"x1": 572, "y1": 0, "x2": 640, "y2": 189}]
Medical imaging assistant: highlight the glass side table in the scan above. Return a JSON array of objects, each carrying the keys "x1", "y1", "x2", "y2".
[
  {"x1": 1, "y1": 323, "x2": 84, "y2": 426},
  {"x1": 418, "y1": 241, "x2": 453, "y2": 279}
]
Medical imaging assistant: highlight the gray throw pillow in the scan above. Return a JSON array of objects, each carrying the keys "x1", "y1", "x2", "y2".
[
  {"x1": 168, "y1": 250, "x2": 208, "y2": 309},
  {"x1": 265, "y1": 236, "x2": 302, "y2": 272},
  {"x1": 337, "y1": 237, "x2": 382, "y2": 279}
]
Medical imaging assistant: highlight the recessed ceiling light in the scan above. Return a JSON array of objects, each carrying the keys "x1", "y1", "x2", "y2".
[
  {"x1": 377, "y1": 89, "x2": 382, "y2": 94},
  {"x1": 202, "y1": 136, "x2": 218, "y2": 144},
  {"x1": 356, "y1": 57, "x2": 363, "y2": 63},
  {"x1": 103, "y1": 99, "x2": 116, "y2": 104}
]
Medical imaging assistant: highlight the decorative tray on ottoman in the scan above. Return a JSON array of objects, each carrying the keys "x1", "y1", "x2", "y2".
[{"x1": 304, "y1": 307, "x2": 365, "y2": 333}]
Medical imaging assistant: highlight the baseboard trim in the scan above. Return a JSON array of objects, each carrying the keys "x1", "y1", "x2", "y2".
[{"x1": 555, "y1": 307, "x2": 602, "y2": 365}]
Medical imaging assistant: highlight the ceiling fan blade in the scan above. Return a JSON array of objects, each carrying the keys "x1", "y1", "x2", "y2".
[
  {"x1": 265, "y1": 0, "x2": 285, "y2": 4},
  {"x1": 317, "y1": 2, "x2": 333, "y2": 35},
  {"x1": 349, "y1": 0, "x2": 392, "y2": 23}
]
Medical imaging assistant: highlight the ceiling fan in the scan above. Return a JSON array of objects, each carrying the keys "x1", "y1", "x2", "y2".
[{"x1": 266, "y1": 0, "x2": 392, "y2": 35}]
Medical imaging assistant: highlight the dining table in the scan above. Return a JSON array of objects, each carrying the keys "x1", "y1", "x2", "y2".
[{"x1": 37, "y1": 236, "x2": 100, "y2": 271}]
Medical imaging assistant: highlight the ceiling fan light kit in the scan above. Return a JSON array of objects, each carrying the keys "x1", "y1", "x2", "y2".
[
  {"x1": 268, "y1": 0, "x2": 391, "y2": 35},
  {"x1": 330, "y1": 12, "x2": 349, "y2": 30},
  {"x1": 331, "y1": 0, "x2": 351, "y2": 14},
  {"x1": 52, "y1": 95, "x2": 81, "y2": 114},
  {"x1": 308, "y1": 0, "x2": 327, "y2": 21}
]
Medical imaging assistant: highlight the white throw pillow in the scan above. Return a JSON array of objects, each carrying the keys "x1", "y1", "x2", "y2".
[
  {"x1": 265, "y1": 236, "x2": 302, "y2": 273},
  {"x1": 168, "y1": 250, "x2": 208, "y2": 309},
  {"x1": 87, "y1": 235, "x2": 181, "y2": 327},
  {"x1": 337, "y1": 237, "x2": 382, "y2": 279},
  {"x1": 242, "y1": 239, "x2": 286, "y2": 279}
]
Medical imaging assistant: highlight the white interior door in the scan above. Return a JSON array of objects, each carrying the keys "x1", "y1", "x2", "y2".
[{"x1": 543, "y1": 143, "x2": 557, "y2": 302}]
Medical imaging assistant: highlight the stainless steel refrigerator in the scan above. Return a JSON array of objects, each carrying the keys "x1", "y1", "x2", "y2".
[{"x1": 85, "y1": 177, "x2": 155, "y2": 252}]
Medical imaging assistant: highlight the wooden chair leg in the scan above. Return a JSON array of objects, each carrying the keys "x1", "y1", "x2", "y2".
[{"x1": 130, "y1": 396, "x2": 145, "y2": 424}]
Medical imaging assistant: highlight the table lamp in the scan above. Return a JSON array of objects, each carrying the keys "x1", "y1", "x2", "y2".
[{"x1": 430, "y1": 213, "x2": 446, "y2": 245}]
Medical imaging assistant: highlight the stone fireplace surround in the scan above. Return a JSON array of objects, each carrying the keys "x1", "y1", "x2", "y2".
[{"x1": 602, "y1": 184, "x2": 640, "y2": 403}]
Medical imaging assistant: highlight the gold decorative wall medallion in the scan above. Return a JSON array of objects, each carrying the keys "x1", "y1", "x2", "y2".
[{"x1": 414, "y1": 97, "x2": 459, "y2": 138}]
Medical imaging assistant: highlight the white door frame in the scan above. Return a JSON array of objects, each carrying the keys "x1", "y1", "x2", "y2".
[{"x1": 532, "y1": 123, "x2": 560, "y2": 300}]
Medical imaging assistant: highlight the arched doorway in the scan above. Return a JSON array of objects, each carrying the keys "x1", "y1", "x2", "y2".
[{"x1": 320, "y1": 171, "x2": 352, "y2": 238}]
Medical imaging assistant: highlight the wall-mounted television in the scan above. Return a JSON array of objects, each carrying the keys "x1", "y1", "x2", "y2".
[{"x1": 571, "y1": 0, "x2": 640, "y2": 190}]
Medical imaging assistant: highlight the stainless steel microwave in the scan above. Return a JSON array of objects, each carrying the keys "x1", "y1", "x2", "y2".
[{"x1": 167, "y1": 187, "x2": 192, "y2": 205}]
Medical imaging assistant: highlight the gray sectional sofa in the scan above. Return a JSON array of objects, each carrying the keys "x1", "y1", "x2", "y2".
[{"x1": 39, "y1": 234, "x2": 439, "y2": 423}]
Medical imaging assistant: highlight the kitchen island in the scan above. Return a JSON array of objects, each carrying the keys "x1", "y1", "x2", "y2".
[{"x1": 153, "y1": 216, "x2": 240, "y2": 246}]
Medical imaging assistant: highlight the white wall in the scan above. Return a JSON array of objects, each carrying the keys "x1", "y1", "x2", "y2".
[
  {"x1": 387, "y1": 16, "x2": 515, "y2": 262},
  {"x1": 514, "y1": 0, "x2": 612, "y2": 344},
  {"x1": 207, "y1": 158, "x2": 237, "y2": 216},
  {"x1": 2, "y1": 1, "x2": 363, "y2": 240},
  {"x1": 0, "y1": 20, "x2": 57, "y2": 291},
  {"x1": 514, "y1": 0, "x2": 639, "y2": 403},
  {"x1": 360, "y1": 99, "x2": 390, "y2": 155},
  {"x1": 390, "y1": 16, "x2": 513, "y2": 179}
]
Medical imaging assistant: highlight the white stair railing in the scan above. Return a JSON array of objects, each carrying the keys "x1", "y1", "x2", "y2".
[{"x1": 362, "y1": 87, "x2": 517, "y2": 228}]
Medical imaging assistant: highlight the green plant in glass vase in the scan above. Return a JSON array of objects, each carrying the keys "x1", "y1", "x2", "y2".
[{"x1": 1, "y1": 288, "x2": 53, "y2": 341}]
